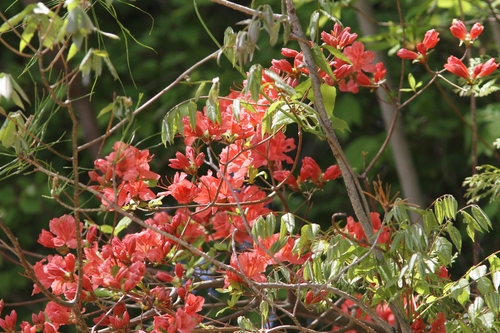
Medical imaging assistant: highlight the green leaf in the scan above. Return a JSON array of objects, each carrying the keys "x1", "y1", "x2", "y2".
[
  {"x1": 195, "y1": 81, "x2": 206, "y2": 102},
  {"x1": 471, "y1": 205, "x2": 492, "y2": 232},
  {"x1": 294, "y1": 79, "x2": 311, "y2": 98},
  {"x1": 262, "y1": 100, "x2": 283, "y2": 134},
  {"x1": 0, "y1": 5, "x2": 35, "y2": 33},
  {"x1": 461, "y1": 210, "x2": 477, "y2": 242},
  {"x1": 0, "y1": 115, "x2": 17, "y2": 148},
  {"x1": 442, "y1": 195, "x2": 458, "y2": 220},
  {"x1": 484, "y1": 292, "x2": 499, "y2": 315},
  {"x1": 320, "y1": 84, "x2": 336, "y2": 118},
  {"x1": 408, "y1": 73, "x2": 416, "y2": 91},
  {"x1": 311, "y1": 44, "x2": 335, "y2": 80},
  {"x1": 264, "y1": 69, "x2": 296, "y2": 96},
  {"x1": 451, "y1": 278, "x2": 470, "y2": 306},
  {"x1": 469, "y1": 265, "x2": 487, "y2": 281},
  {"x1": 446, "y1": 224, "x2": 462, "y2": 252},
  {"x1": 330, "y1": 116, "x2": 350, "y2": 133},
  {"x1": 477, "y1": 277, "x2": 493, "y2": 295},
  {"x1": 322, "y1": 44, "x2": 351, "y2": 64},
  {"x1": 309, "y1": 10, "x2": 320, "y2": 39},
  {"x1": 237, "y1": 316, "x2": 254, "y2": 331},
  {"x1": 434, "y1": 198, "x2": 444, "y2": 224},
  {"x1": 232, "y1": 98, "x2": 241, "y2": 122},
  {"x1": 269, "y1": 21, "x2": 280, "y2": 46},
  {"x1": 113, "y1": 216, "x2": 132, "y2": 236},
  {"x1": 67, "y1": 43, "x2": 79, "y2": 61},
  {"x1": 265, "y1": 213, "x2": 277, "y2": 239},
  {"x1": 260, "y1": 301, "x2": 269, "y2": 322},
  {"x1": 269, "y1": 237, "x2": 287, "y2": 255},
  {"x1": 99, "y1": 224, "x2": 114, "y2": 234},
  {"x1": 488, "y1": 255, "x2": 500, "y2": 291},
  {"x1": 206, "y1": 77, "x2": 221, "y2": 124},
  {"x1": 245, "y1": 64, "x2": 262, "y2": 102},
  {"x1": 281, "y1": 213, "x2": 295, "y2": 234},
  {"x1": 251, "y1": 216, "x2": 266, "y2": 240},
  {"x1": 422, "y1": 209, "x2": 438, "y2": 235},
  {"x1": 433, "y1": 237, "x2": 452, "y2": 266},
  {"x1": 161, "y1": 108, "x2": 179, "y2": 146}
]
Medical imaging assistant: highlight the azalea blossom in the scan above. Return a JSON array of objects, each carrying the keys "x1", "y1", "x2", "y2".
[
  {"x1": 450, "y1": 19, "x2": 483, "y2": 46},
  {"x1": 225, "y1": 252, "x2": 268, "y2": 287},
  {"x1": 332, "y1": 41, "x2": 386, "y2": 93},
  {"x1": 397, "y1": 29, "x2": 440, "y2": 63},
  {"x1": 168, "y1": 146, "x2": 205, "y2": 175},
  {"x1": 38, "y1": 214, "x2": 83, "y2": 252},
  {"x1": 345, "y1": 212, "x2": 391, "y2": 244},
  {"x1": 444, "y1": 56, "x2": 498, "y2": 84},
  {"x1": 321, "y1": 23, "x2": 357, "y2": 50}
]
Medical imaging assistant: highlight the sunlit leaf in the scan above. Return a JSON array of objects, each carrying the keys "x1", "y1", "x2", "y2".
[
  {"x1": 469, "y1": 265, "x2": 487, "y2": 281},
  {"x1": 311, "y1": 44, "x2": 334, "y2": 80}
]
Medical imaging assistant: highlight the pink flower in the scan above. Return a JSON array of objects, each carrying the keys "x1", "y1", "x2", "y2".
[{"x1": 450, "y1": 19, "x2": 483, "y2": 46}]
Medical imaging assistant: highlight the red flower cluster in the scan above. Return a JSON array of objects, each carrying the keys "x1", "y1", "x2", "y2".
[
  {"x1": 89, "y1": 141, "x2": 160, "y2": 207},
  {"x1": 450, "y1": 19, "x2": 483, "y2": 46},
  {"x1": 270, "y1": 23, "x2": 386, "y2": 94},
  {"x1": 273, "y1": 156, "x2": 341, "y2": 191},
  {"x1": 345, "y1": 212, "x2": 391, "y2": 244},
  {"x1": 397, "y1": 29, "x2": 440, "y2": 64},
  {"x1": 398, "y1": 19, "x2": 498, "y2": 86},
  {"x1": 444, "y1": 56, "x2": 498, "y2": 84}
]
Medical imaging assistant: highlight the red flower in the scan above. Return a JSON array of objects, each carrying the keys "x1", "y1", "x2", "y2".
[
  {"x1": 450, "y1": 19, "x2": 483, "y2": 46},
  {"x1": 299, "y1": 157, "x2": 322, "y2": 184},
  {"x1": 411, "y1": 317, "x2": 425, "y2": 333},
  {"x1": 332, "y1": 41, "x2": 384, "y2": 92},
  {"x1": 45, "y1": 302, "x2": 73, "y2": 326},
  {"x1": 346, "y1": 212, "x2": 391, "y2": 244},
  {"x1": 168, "y1": 146, "x2": 205, "y2": 175},
  {"x1": 444, "y1": 56, "x2": 498, "y2": 83},
  {"x1": 397, "y1": 29, "x2": 439, "y2": 63},
  {"x1": 273, "y1": 170, "x2": 299, "y2": 190},
  {"x1": 159, "y1": 172, "x2": 200, "y2": 205},
  {"x1": 0, "y1": 310, "x2": 17, "y2": 333},
  {"x1": 420, "y1": 29, "x2": 440, "y2": 50},
  {"x1": 374, "y1": 62, "x2": 387, "y2": 83},
  {"x1": 38, "y1": 215, "x2": 83, "y2": 251},
  {"x1": 444, "y1": 56, "x2": 469, "y2": 79},
  {"x1": 175, "y1": 308, "x2": 199, "y2": 333},
  {"x1": 184, "y1": 293, "x2": 204, "y2": 314},
  {"x1": 225, "y1": 252, "x2": 268, "y2": 287},
  {"x1": 472, "y1": 58, "x2": 498, "y2": 78},
  {"x1": 438, "y1": 266, "x2": 450, "y2": 279},
  {"x1": 429, "y1": 312, "x2": 446, "y2": 333},
  {"x1": 321, "y1": 23, "x2": 357, "y2": 50}
]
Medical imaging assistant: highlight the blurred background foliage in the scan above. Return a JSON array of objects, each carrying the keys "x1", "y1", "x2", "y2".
[{"x1": 0, "y1": 0, "x2": 499, "y2": 319}]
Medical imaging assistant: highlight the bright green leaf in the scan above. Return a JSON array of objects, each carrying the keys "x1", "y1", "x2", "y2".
[{"x1": 320, "y1": 84, "x2": 336, "y2": 118}]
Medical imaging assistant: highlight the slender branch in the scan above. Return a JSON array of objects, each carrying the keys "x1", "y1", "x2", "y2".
[{"x1": 210, "y1": 0, "x2": 287, "y2": 20}]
